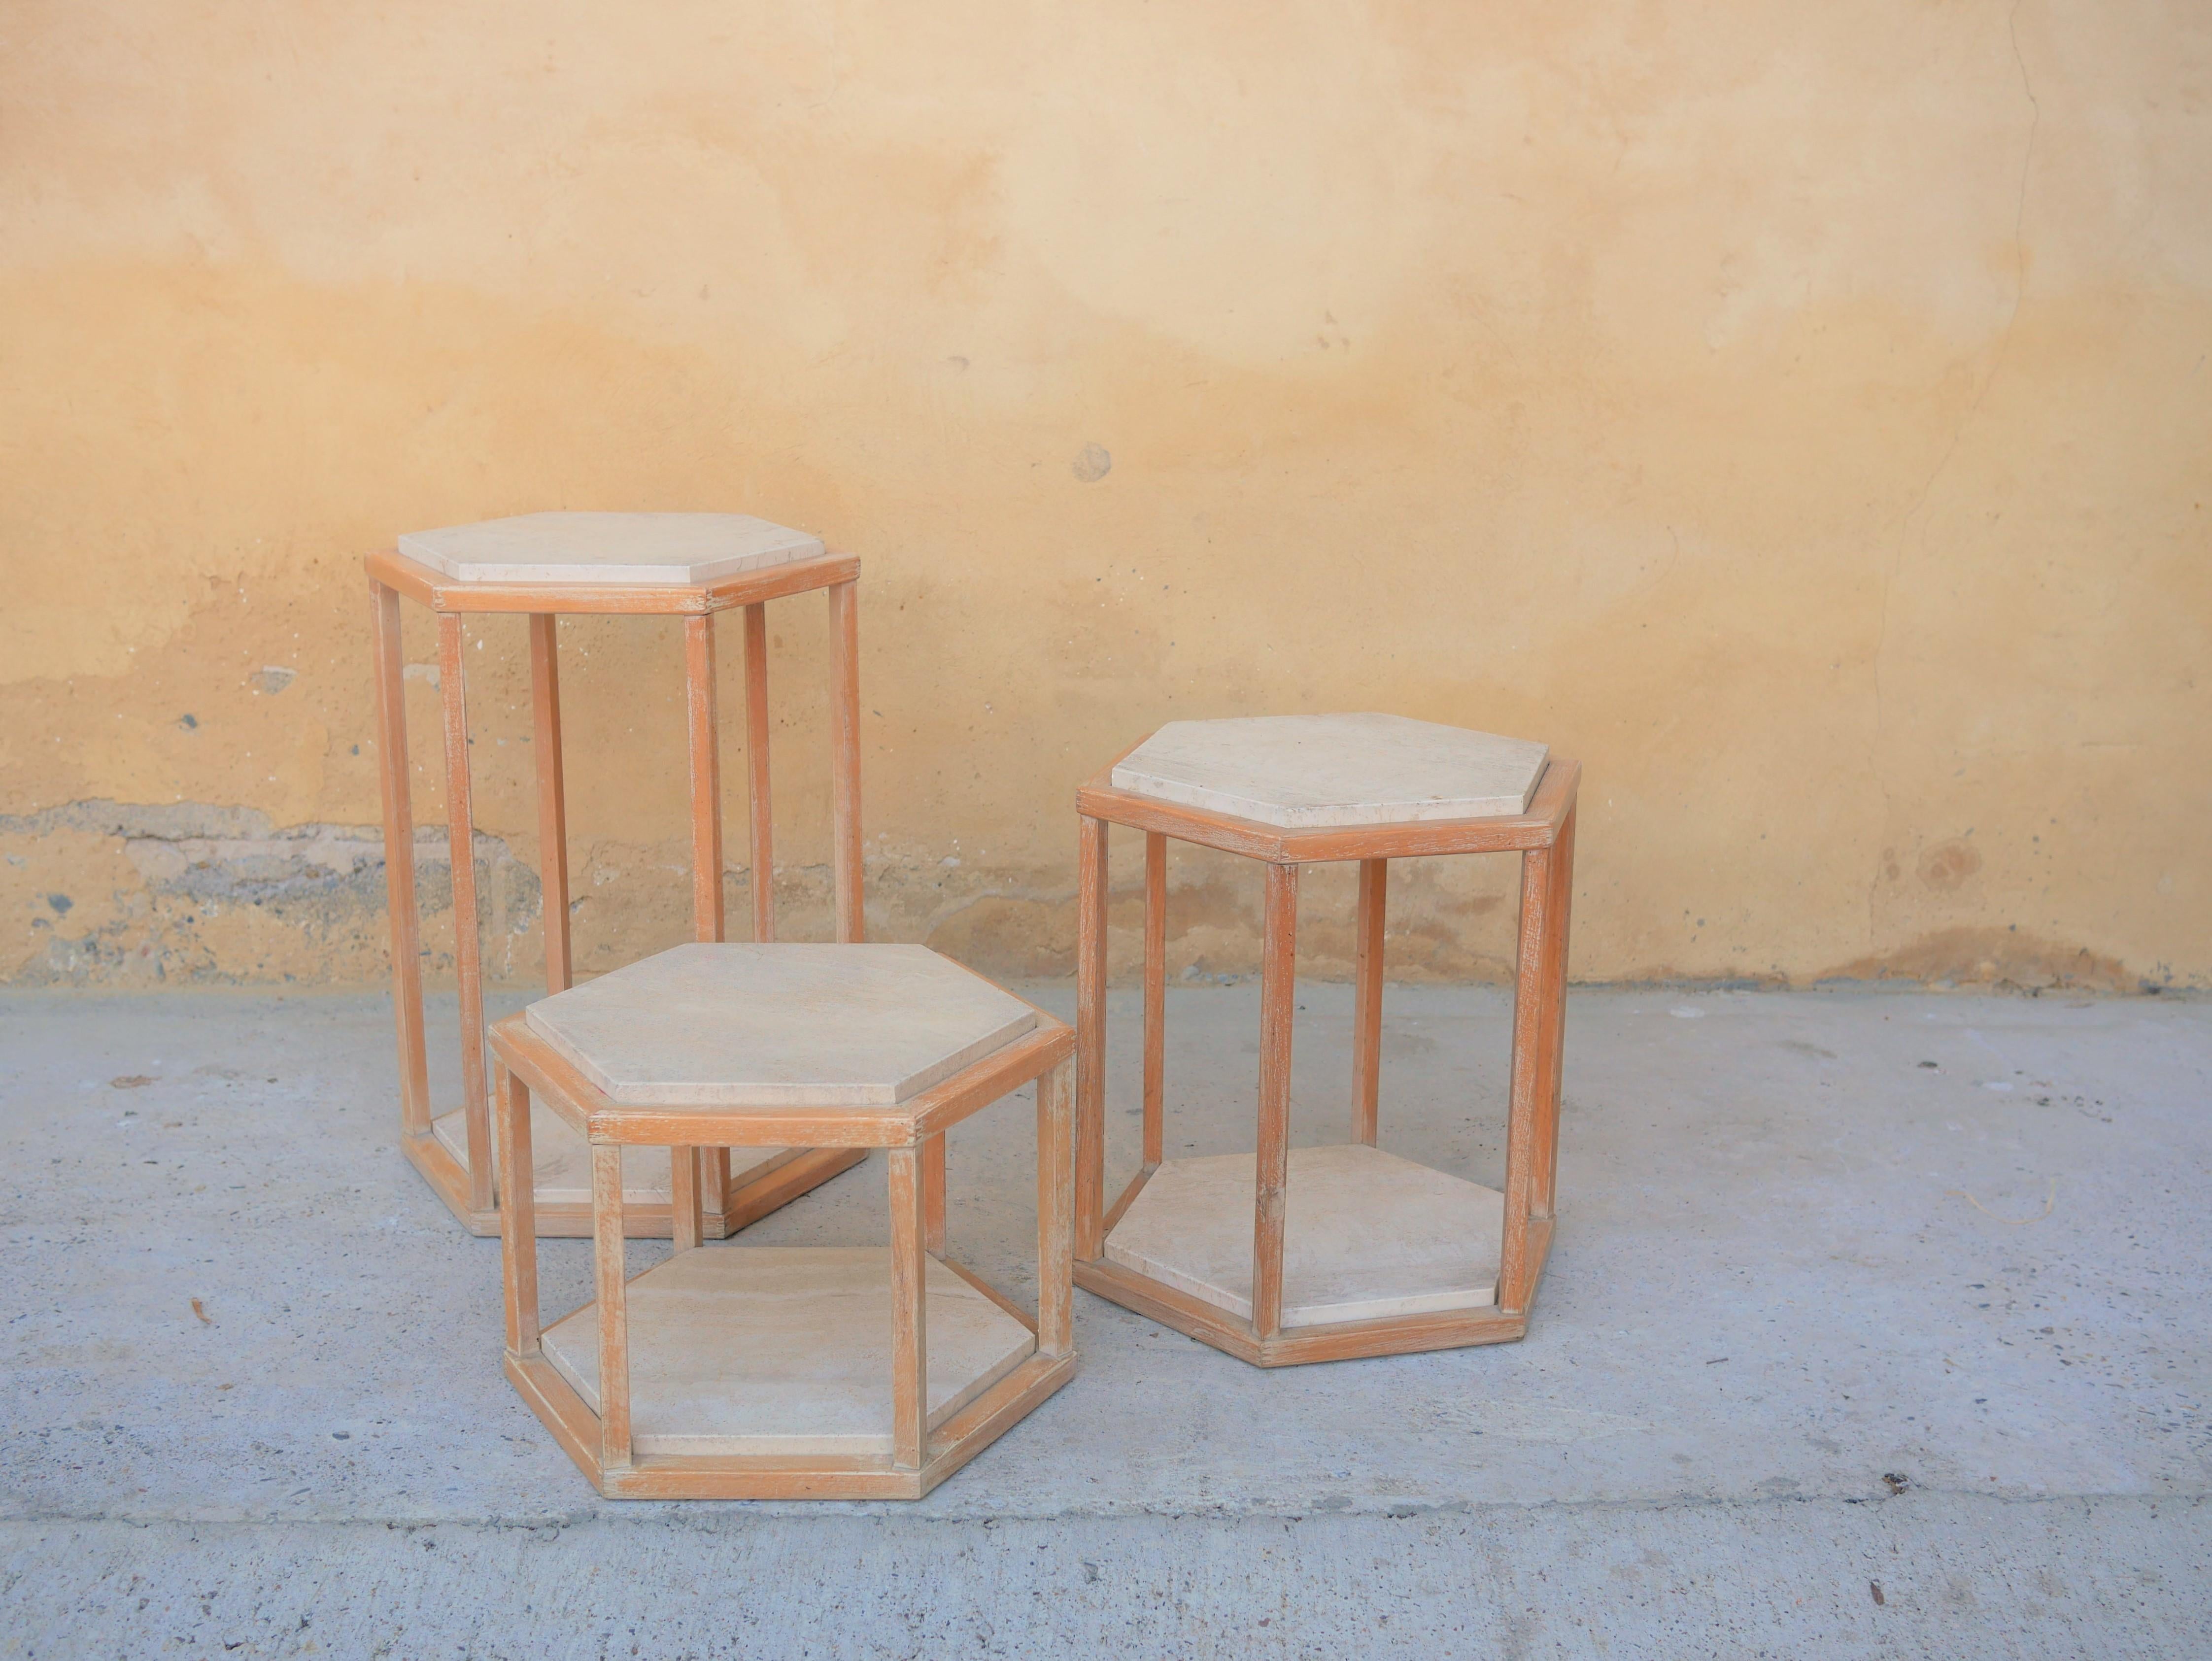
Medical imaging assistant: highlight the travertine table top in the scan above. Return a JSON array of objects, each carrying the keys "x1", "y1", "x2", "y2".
[
  {"x1": 397, "y1": 511, "x2": 822, "y2": 586},
  {"x1": 525, "y1": 943, "x2": 1038, "y2": 1108},
  {"x1": 1110, "y1": 712, "x2": 1548, "y2": 828}
]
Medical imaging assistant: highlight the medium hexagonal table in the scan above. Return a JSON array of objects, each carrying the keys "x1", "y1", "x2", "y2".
[
  {"x1": 367, "y1": 512, "x2": 869, "y2": 1239},
  {"x1": 1072, "y1": 713, "x2": 1580, "y2": 1366},
  {"x1": 488, "y1": 943, "x2": 1077, "y2": 1500}
]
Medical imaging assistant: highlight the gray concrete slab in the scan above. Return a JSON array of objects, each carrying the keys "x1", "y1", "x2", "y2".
[{"x1": 2, "y1": 984, "x2": 2207, "y2": 1656}]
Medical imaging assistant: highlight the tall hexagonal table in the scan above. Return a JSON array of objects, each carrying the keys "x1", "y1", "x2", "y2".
[
  {"x1": 489, "y1": 943, "x2": 1078, "y2": 1499},
  {"x1": 367, "y1": 513, "x2": 868, "y2": 1239},
  {"x1": 1071, "y1": 713, "x2": 1580, "y2": 1366}
]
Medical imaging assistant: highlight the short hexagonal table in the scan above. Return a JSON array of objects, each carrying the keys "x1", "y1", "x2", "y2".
[
  {"x1": 367, "y1": 512, "x2": 869, "y2": 1239},
  {"x1": 1072, "y1": 713, "x2": 1580, "y2": 1367},
  {"x1": 488, "y1": 943, "x2": 1078, "y2": 1500}
]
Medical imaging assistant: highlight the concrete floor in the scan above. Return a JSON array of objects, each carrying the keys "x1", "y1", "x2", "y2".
[{"x1": 1, "y1": 983, "x2": 2207, "y2": 1658}]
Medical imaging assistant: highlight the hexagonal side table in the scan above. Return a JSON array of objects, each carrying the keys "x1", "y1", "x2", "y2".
[
  {"x1": 488, "y1": 943, "x2": 1078, "y2": 1500},
  {"x1": 1071, "y1": 714, "x2": 1580, "y2": 1367},
  {"x1": 366, "y1": 513, "x2": 869, "y2": 1238}
]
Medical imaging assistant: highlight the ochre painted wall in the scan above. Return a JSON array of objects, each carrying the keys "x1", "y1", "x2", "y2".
[{"x1": 3, "y1": 2, "x2": 2208, "y2": 991}]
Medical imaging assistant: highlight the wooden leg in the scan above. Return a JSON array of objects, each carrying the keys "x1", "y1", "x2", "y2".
[
  {"x1": 591, "y1": 1144, "x2": 631, "y2": 1471},
  {"x1": 1498, "y1": 841, "x2": 1557, "y2": 1314},
  {"x1": 529, "y1": 613, "x2": 572, "y2": 994},
  {"x1": 1253, "y1": 861, "x2": 1299, "y2": 1341},
  {"x1": 1352, "y1": 858, "x2": 1387, "y2": 1146},
  {"x1": 369, "y1": 581, "x2": 430, "y2": 1140},
  {"x1": 699, "y1": 1148, "x2": 731, "y2": 1227},
  {"x1": 1036, "y1": 1057, "x2": 1075, "y2": 1358},
  {"x1": 887, "y1": 1146, "x2": 927, "y2": 1470},
  {"x1": 670, "y1": 1147, "x2": 703, "y2": 1252},
  {"x1": 684, "y1": 614, "x2": 724, "y2": 945},
  {"x1": 743, "y1": 602, "x2": 775, "y2": 943},
  {"x1": 1531, "y1": 808, "x2": 1576, "y2": 1221},
  {"x1": 921, "y1": 1133, "x2": 947, "y2": 1255},
  {"x1": 496, "y1": 1062, "x2": 540, "y2": 1357},
  {"x1": 1074, "y1": 815, "x2": 1109, "y2": 1258},
  {"x1": 681, "y1": 617, "x2": 734, "y2": 1221},
  {"x1": 437, "y1": 613, "x2": 492, "y2": 1215},
  {"x1": 1142, "y1": 831, "x2": 1166, "y2": 1169},
  {"x1": 827, "y1": 580, "x2": 864, "y2": 943}
]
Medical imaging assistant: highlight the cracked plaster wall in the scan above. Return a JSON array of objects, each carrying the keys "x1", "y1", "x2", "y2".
[{"x1": 2, "y1": 2, "x2": 2208, "y2": 993}]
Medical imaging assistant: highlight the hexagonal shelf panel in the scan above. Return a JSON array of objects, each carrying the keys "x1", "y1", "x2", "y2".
[
  {"x1": 527, "y1": 943, "x2": 1038, "y2": 1107},
  {"x1": 432, "y1": 1106, "x2": 791, "y2": 1211},
  {"x1": 398, "y1": 511, "x2": 823, "y2": 586},
  {"x1": 541, "y1": 1247, "x2": 1036, "y2": 1457},
  {"x1": 1103, "y1": 1144, "x2": 1503, "y2": 1328},
  {"x1": 1110, "y1": 712, "x2": 1547, "y2": 828}
]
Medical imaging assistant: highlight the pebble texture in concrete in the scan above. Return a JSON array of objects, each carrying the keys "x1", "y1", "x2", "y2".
[{"x1": 1, "y1": 984, "x2": 2207, "y2": 1657}]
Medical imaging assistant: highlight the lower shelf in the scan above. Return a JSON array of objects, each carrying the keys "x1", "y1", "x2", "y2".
[
  {"x1": 540, "y1": 1245, "x2": 1036, "y2": 1458},
  {"x1": 1104, "y1": 1142, "x2": 1503, "y2": 1329},
  {"x1": 432, "y1": 1105, "x2": 789, "y2": 1208}
]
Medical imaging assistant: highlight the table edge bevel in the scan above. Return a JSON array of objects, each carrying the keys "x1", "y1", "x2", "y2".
[{"x1": 1076, "y1": 757, "x2": 1580, "y2": 859}]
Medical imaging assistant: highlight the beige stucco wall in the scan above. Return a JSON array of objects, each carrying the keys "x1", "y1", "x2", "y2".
[{"x1": 3, "y1": 2, "x2": 2207, "y2": 992}]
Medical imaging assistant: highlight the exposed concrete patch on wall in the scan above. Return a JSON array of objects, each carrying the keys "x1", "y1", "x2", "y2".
[
  {"x1": 915, "y1": 856, "x2": 1524, "y2": 987},
  {"x1": 0, "y1": 801, "x2": 1528, "y2": 989},
  {"x1": 1, "y1": 800, "x2": 537, "y2": 988},
  {"x1": 0, "y1": 803, "x2": 2186, "y2": 994},
  {"x1": 924, "y1": 893, "x2": 1074, "y2": 981},
  {"x1": 1819, "y1": 926, "x2": 2144, "y2": 995}
]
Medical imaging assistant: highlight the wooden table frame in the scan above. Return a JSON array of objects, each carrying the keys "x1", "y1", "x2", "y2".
[
  {"x1": 367, "y1": 545, "x2": 870, "y2": 1238},
  {"x1": 488, "y1": 1004, "x2": 1079, "y2": 1500},
  {"x1": 1071, "y1": 753, "x2": 1580, "y2": 1367}
]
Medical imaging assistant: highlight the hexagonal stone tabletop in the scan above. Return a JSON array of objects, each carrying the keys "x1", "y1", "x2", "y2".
[
  {"x1": 525, "y1": 943, "x2": 1038, "y2": 1107},
  {"x1": 1109, "y1": 712, "x2": 1548, "y2": 828},
  {"x1": 397, "y1": 511, "x2": 822, "y2": 586}
]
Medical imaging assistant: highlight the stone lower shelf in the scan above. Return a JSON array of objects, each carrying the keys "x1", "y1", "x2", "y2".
[
  {"x1": 431, "y1": 1105, "x2": 791, "y2": 1209},
  {"x1": 1103, "y1": 1143, "x2": 1503, "y2": 1329},
  {"x1": 540, "y1": 1245, "x2": 1036, "y2": 1457}
]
